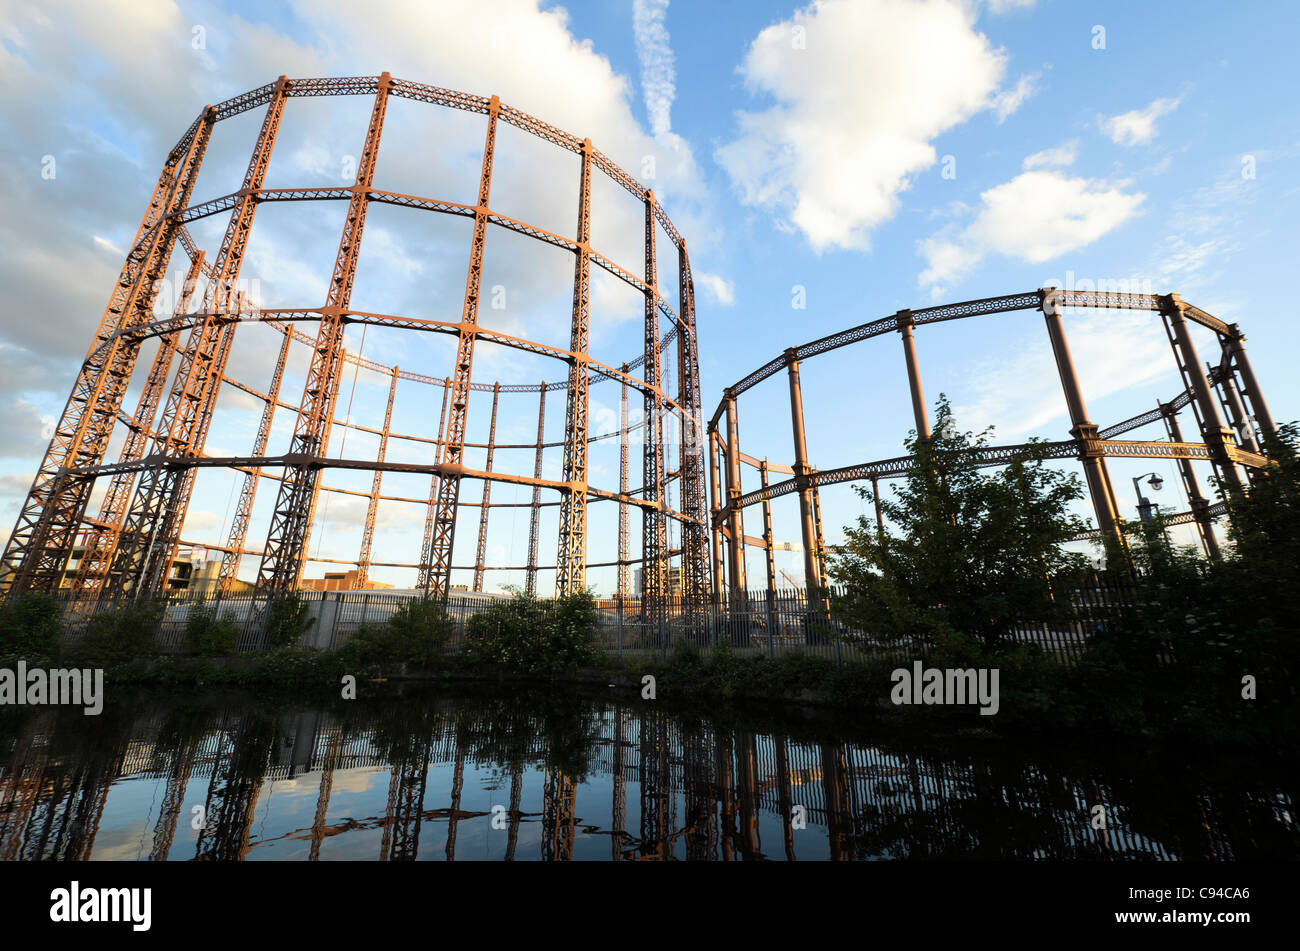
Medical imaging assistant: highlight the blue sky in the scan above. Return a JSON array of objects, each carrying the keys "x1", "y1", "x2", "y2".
[{"x1": 1, "y1": 0, "x2": 1297, "y2": 593}]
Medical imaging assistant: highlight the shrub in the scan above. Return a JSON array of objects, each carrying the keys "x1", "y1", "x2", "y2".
[
  {"x1": 463, "y1": 590, "x2": 599, "y2": 674},
  {"x1": 349, "y1": 597, "x2": 453, "y2": 666},
  {"x1": 263, "y1": 594, "x2": 314, "y2": 650},
  {"x1": 70, "y1": 599, "x2": 163, "y2": 664},
  {"x1": 185, "y1": 603, "x2": 241, "y2": 657},
  {"x1": 0, "y1": 593, "x2": 64, "y2": 656}
]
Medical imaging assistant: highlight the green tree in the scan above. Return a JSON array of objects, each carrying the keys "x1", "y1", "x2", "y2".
[
  {"x1": 1084, "y1": 423, "x2": 1300, "y2": 740},
  {"x1": 263, "y1": 593, "x2": 314, "y2": 649},
  {"x1": 0, "y1": 593, "x2": 64, "y2": 655},
  {"x1": 829, "y1": 396, "x2": 1092, "y2": 653},
  {"x1": 350, "y1": 596, "x2": 454, "y2": 667},
  {"x1": 463, "y1": 589, "x2": 600, "y2": 673}
]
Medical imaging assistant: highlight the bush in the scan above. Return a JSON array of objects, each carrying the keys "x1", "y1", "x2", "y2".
[
  {"x1": 263, "y1": 594, "x2": 314, "y2": 650},
  {"x1": 185, "y1": 603, "x2": 241, "y2": 656},
  {"x1": 0, "y1": 593, "x2": 64, "y2": 655},
  {"x1": 463, "y1": 590, "x2": 599, "y2": 674},
  {"x1": 349, "y1": 597, "x2": 453, "y2": 666},
  {"x1": 70, "y1": 599, "x2": 163, "y2": 664}
]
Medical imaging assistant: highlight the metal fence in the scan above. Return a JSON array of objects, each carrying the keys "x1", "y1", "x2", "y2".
[{"x1": 36, "y1": 574, "x2": 1139, "y2": 666}]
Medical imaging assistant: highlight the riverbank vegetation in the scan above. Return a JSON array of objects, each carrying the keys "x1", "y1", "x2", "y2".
[
  {"x1": 830, "y1": 398, "x2": 1300, "y2": 747},
  {"x1": 0, "y1": 406, "x2": 1296, "y2": 751}
]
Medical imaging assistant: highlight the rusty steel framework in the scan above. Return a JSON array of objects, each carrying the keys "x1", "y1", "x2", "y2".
[
  {"x1": 0, "y1": 74, "x2": 711, "y2": 619},
  {"x1": 708, "y1": 288, "x2": 1279, "y2": 600}
]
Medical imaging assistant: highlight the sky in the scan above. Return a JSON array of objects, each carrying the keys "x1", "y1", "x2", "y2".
[{"x1": 1, "y1": 0, "x2": 1297, "y2": 594}]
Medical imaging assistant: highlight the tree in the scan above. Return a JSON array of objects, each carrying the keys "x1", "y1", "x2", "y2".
[{"x1": 829, "y1": 396, "x2": 1092, "y2": 653}]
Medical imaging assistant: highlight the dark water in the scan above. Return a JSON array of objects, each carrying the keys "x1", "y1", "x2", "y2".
[{"x1": 0, "y1": 688, "x2": 1295, "y2": 861}]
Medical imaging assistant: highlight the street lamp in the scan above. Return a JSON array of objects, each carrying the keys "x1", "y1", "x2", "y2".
[{"x1": 1131, "y1": 472, "x2": 1164, "y2": 523}]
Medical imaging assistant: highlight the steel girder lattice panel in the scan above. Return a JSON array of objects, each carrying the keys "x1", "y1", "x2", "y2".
[{"x1": 0, "y1": 75, "x2": 711, "y2": 617}]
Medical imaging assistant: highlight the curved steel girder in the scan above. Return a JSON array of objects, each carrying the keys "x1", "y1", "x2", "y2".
[
  {"x1": 111, "y1": 185, "x2": 688, "y2": 360},
  {"x1": 93, "y1": 226, "x2": 680, "y2": 395},
  {"x1": 101, "y1": 306, "x2": 690, "y2": 418},
  {"x1": 714, "y1": 438, "x2": 1264, "y2": 525},
  {"x1": 1071, "y1": 500, "x2": 1229, "y2": 542},
  {"x1": 70, "y1": 453, "x2": 695, "y2": 522},
  {"x1": 220, "y1": 375, "x2": 647, "y2": 450},
  {"x1": 710, "y1": 288, "x2": 1234, "y2": 429}
]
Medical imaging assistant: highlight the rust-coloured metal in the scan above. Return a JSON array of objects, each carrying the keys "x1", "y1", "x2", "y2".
[
  {"x1": 556, "y1": 140, "x2": 593, "y2": 596},
  {"x1": 709, "y1": 288, "x2": 1280, "y2": 584},
  {"x1": 641, "y1": 191, "x2": 669, "y2": 623},
  {"x1": 526, "y1": 383, "x2": 546, "y2": 596},
  {"x1": 259, "y1": 75, "x2": 391, "y2": 591},
  {"x1": 0, "y1": 75, "x2": 710, "y2": 610},
  {"x1": 1160, "y1": 401, "x2": 1220, "y2": 560},
  {"x1": 71, "y1": 251, "x2": 206, "y2": 596},
  {"x1": 785, "y1": 355, "x2": 821, "y2": 590},
  {"x1": 108, "y1": 79, "x2": 289, "y2": 597},
  {"x1": 617, "y1": 365, "x2": 631, "y2": 601},
  {"x1": 218, "y1": 327, "x2": 293, "y2": 591},
  {"x1": 472, "y1": 383, "x2": 501, "y2": 592},
  {"x1": 419, "y1": 96, "x2": 501, "y2": 597},
  {"x1": 1161, "y1": 293, "x2": 1244, "y2": 493},
  {"x1": 1, "y1": 104, "x2": 214, "y2": 597}
]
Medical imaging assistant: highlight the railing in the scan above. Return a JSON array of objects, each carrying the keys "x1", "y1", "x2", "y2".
[{"x1": 39, "y1": 576, "x2": 1139, "y2": 664}]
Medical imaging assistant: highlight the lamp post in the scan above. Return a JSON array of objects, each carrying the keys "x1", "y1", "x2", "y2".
[{"x1": 1131, "y1": 472, "x2": 1164, "y2": 523}]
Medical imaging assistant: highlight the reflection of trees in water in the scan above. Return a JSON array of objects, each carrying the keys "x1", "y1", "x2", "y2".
[{"x1": 1, "y1": 693, "x2": 1296, "y2": 861}]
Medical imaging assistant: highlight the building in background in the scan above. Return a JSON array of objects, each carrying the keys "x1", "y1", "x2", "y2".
[{"x1": 300, "y1": 569, "x2": 394, "y2": 592}]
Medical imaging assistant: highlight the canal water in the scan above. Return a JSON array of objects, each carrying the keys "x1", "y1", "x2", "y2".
[{"x1": 0, "y1": 688, "x2": 1294, "y2": 861}]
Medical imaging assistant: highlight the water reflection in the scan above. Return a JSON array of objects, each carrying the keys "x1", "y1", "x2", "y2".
[{"x1": 0, "y1": 691, "x2": 1294, "y2": 861}]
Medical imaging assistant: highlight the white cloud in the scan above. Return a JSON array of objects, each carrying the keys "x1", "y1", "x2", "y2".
[
  {"x1": 0, "y1": 0, "x2": 719, "y2": 447},
  {"x1": 986, "y1": 0, "x2": 1037, "y2": 12},
  {"x1": 0, "y1": 400, "x2": 49, "y2": 459},
  {"x1": 1100, "y1": 96, "x2": 1182, "y2": 147},
  {"x1": 633, "y1": 0, "x2": 675, "y2": 137},
  {"x1": 694, "y1": 271, "x2": 735, "y2": 306},
  {"x1": 954, "y1": 311, "x2": 1172, "y2": 440},
  {"x1": 1022, "y1": 140, "x2": 1079, "y2": 169},
  {"x1": 1149, "y1": 173, "x2": 1254, "y2": 292},
  {"x1": 716, "y1": 0, "x2": 1021, "y2": 252},
  {"x1": 992, "y1": 72, "x2": 1040, "y2": 122},
  {"x1": 918, "y1": 168, "x2": 1146, "y2": 293}
]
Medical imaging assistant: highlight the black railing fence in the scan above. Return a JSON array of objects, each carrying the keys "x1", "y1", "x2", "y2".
[{"x1": 36, "y1": 573, "x2": 1141, "y2": 665}]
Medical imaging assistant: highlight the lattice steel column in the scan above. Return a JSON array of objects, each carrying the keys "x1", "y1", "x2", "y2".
[
  {"x1": 111, "y1": 79, "x2": 290, "y2": 597},
  {"x1": 356, "y1": 366, "x2": 398, "y2": 587},
  {"x1": 1226, "y1": 323, "x2": 1276, "y2": 439},
  {"x1": 1, "y1": 106, "x2": 214, "y2": 597},
  {"x1": 419, "y1": 96, "x2": 501, "y2": 598},
  {"x1": 259, "y1": 75, "x2": 392, "y2": 591},
  {"x1": 1214, "y1": 345, "x2": 1261, "y2": 454},
  {"x1": 1161, "y1": 294, "x2": 1243, "y2": 493},
  {"x1": 556, "y1": 139, "x2": 593, "y2": 596},
  {"x1": 1160, "y1": 401, "x2": 1220, "y2": 560},
  {"x1": 641, "y1": 191, "x2": 668, "y2": 624},
  {"x1": 473, "y1": 382, "x2": 500, "y2": 592},
  {"x1": 218, "y1": 326, "x2": 292, "y2": 591},
  {"x1": 525, "y1": 382, "x2": 546, "y2": 596},
  {"x1": 419, "y1": 379, "x2": 452, "y2": 588},
  {"x1": 72, "y1": 250, "x2": 206, "y2": 596},
  {"x1": 677, "y1": 241, "x2": 710, "y2": 611},
  {"x1": 617, "y1": 365, "x2": 630, "y2": 601}
]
